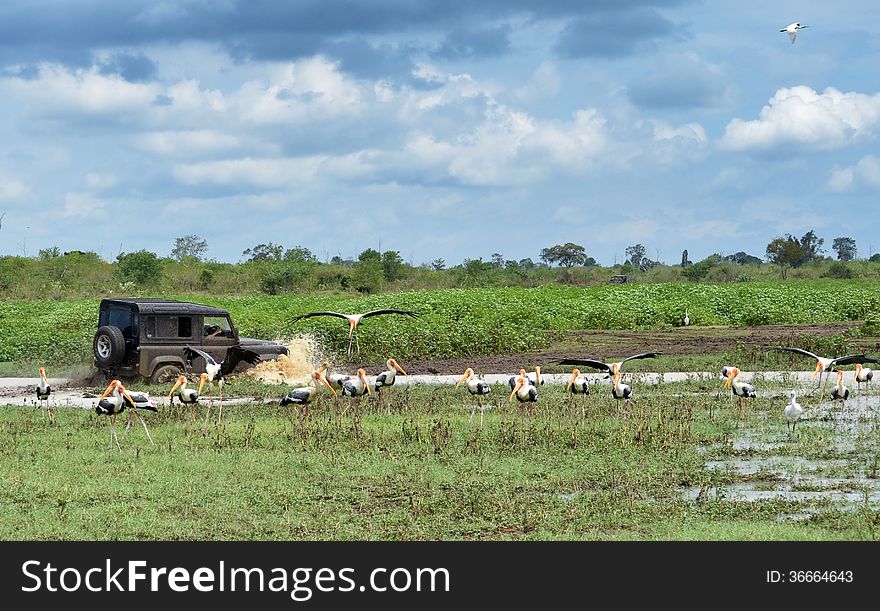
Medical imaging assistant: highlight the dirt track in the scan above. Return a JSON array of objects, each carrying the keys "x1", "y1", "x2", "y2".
[{"x1": 361, "y1": 322, "x2": 874, "y2": 375}]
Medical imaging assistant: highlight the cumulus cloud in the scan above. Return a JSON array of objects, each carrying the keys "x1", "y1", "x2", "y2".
[
  {"x1": 827, "y1": 155, "x2": 880, "y2": 192},
  {"x1": 0, "y1": 178, "x2": 31, "y2": 200},
  {"x1": 62, "y1": 192, "x2": 107, "y2": 217},
  {"x1": 720, "y1": 86, "x2": 880, "y2": 152}
]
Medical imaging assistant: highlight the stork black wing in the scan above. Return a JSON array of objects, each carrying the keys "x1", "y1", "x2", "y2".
[
  {"x1": 620, "y1": 352, "x2": 663, "y2": 365},
  {"x1": 359, "y1": 309, "x2": 420, "y2": 319},
  {"x1": 557, "y1": 358, "x2": 612, "y2": 372},
  {"x1": 762, "y1": 346, "x2": 821, "y2": 361},
  {"x1": 290, "y1": 311, "x2": 350, "y2": 323},
  {"x1": 830, "y1": 354, "x2": 880, "y2": 367},
  {"x1": 221, "y1": 345, "x2": 262, "y2": 376},
  {"x1": 183, "y1": 346, "x2": 217, "y2": 369}
]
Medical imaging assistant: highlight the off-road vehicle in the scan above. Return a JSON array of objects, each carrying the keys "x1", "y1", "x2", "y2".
[{"x1": 92, "y1": 298, "x2": 288, "y2": 384}]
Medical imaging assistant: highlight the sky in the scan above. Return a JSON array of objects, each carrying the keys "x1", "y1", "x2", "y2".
[{"x1": 1, "y1": 0, "x2": 879, "y2": 266}]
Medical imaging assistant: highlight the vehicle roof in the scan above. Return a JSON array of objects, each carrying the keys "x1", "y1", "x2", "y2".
[{"x1": 100, "y1": 298, "x2": 229, "y2": 316}]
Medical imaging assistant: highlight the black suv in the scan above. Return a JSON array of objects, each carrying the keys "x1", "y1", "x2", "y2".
[{"x1": 93, "y1": 298, "x2": 288, "y2": 383}]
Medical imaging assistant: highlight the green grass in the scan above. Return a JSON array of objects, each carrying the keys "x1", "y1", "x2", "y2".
[
  {"x1": 3, "y1": 279, "x2": 880, "y2": 366},
  {"x1": 1, "y1": 380, "x2": 878, "y2": 540}
]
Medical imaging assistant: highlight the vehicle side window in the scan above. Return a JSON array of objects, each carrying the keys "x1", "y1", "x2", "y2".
[
  {"x1": 203, "y1": 316, "x2": 232, "y2": 340},
  {"x1": 178, "y1": 317, "x2": 192, "y2": 338},
  {"x1": 145, "y1": 316, "x2": 156, "y2": 338}
]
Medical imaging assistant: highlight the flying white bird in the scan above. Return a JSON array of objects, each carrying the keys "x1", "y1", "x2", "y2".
[{"x1": 781, "y1": 22, "x2": 808, "y2": 44}]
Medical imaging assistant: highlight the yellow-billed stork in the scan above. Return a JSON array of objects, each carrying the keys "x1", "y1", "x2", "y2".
[
  {"x1": 763, "y1": 346, "x2": 878, "y2": 396},
  {"x1": 457, "y1": 367, "x2": 491, "y2": 425},
  {"x1": 854, "y1": 363, "x2": 873, "y2": 394},
  {"x1": 290, "y1": 309, "x2": 419, "y2": 356},
  {"x1": 183, "y1": 344, "x2": 261, "y2": 427},
  {"x1": 830, "y1": 370, "x2": 850, "y2": 411},
  {"x1": 36, "y1": 367, "x2": 53, "y2": 424}
]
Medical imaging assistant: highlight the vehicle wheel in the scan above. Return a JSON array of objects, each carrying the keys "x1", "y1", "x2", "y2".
[
  {"x1": 93, "y1": 326, "x2": 125, "y2": 367},
  {"x1": 151, "y1": 364, "x2": 183, "y2": 386}
]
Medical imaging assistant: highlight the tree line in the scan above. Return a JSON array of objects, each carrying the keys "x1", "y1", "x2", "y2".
[{"x1": 2, "y1": 231, "x2": 878, "y2": 300}]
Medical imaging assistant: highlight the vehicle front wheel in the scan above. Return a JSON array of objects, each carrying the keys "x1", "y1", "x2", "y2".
[{"x1": 150, "y1": 363, "x2": 183, "y2": 385}]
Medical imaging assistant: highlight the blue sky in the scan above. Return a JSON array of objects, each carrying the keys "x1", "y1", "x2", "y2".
[{"x1": 1, "y1": 0, "x2": 879, "y2": 265}]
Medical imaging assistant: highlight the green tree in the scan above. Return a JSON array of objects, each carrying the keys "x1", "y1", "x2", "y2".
[
  {"x1": 116, "y1": 250, "x2": 162, "y2": 285},
  {"x1": 722, "y1": 251, "x2": 762, "y2": 265},
  {"x1": 680, "y1": 249, "x2": 691, "y2": 267},
  {"x1": 242, "y1": 242, "x2": 284, "y2": 262},
  {"x1": 832, "y1": 237, "x2": 857, "y2": 262},
  {"x1": 540, "y1": 243, "x2": 588, "y2": 267},
  {"x1": 39, "y1": 246, "x2": 61, "y2": 260},
  {"x1": 625, "y1": 244, "x2": 647, "y2": 268},
  {"x1": 490, "y1": 253, "x2": 504, "y2": 269},
  {"x1": 353, "y1": 248, "x2": 383, "y2": 293},
  {"x1": 430, "y1": 258, "x2": 446, "y2": 271},
  {"x1": 766, "y1": 237, "x2": 806, "y2": 279},
  {"x1": 284, "y1": 246, "x2": 317, "y2": 263},
  {"x1": 799, "y1": 230, "x2": 824, "y2": 262},
  {"x1": 171, "y1": 235, "x2": 208, "y2": 261},
  {"x1": 381, "y1": 250, "x2": 405, "y2": 281}
]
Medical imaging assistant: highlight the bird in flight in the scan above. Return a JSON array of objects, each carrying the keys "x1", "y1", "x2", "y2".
[
  {"x1": 781, "y1": 22, "x2": 808, "y2": 44},
  {"x1": 290, "y1": 309, "x2": 419, "y2": 356}
]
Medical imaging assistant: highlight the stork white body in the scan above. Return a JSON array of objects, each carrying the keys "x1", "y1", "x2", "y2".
[
  {"x1": 784, "y1": 391, "x2": 803, "y2": 436},
  {"x1": 855, "y1": 364, "x2": 873, "y2": 394},
  {"x1": 781, "y1": 22, "x2": 808, "y2": 44},
  {"x1": 457, "y1": 368, "x2": 492, "y2": 425},
  {"x1": 36, "y1": 367, "x2": 53, "y2": 424},
  {"x1": 683, "y1": 309, "x2": 690, "y2": 326}
]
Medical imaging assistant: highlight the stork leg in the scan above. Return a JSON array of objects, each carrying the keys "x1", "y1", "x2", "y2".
[
  {"x1": 478, "y1": 395, "x2": 484, "y2": 429},
  {"x1": 216, "y1": 382, "x2": 224, "y2": 425},
  {"x1": 354, "y1": 332, "x2": 361, "y2": 356},
  {"x1": 109, "y1": 415, "x2": 122, "y2": 451},
  {"x1": 120, "y1": 411, "x2": 135, "y2": 444},
  {"x1": 203, "y1": 383, "x2": 214, "y2": 431},
  {"x1": 136, "y1": 410, "x2": 154, "y2": 445}
]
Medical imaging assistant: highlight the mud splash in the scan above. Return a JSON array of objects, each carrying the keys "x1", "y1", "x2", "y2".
[{"x1": 246, "y1": 335, "x2": 326, "y2": 385}]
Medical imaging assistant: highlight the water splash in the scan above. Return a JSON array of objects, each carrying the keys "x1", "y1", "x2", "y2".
[{"x1": 246, "y1": 335, "x2": 326, "y2": 385}]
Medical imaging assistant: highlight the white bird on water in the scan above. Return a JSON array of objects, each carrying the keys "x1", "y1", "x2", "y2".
[
  {"x1": 784, "y1": 391, "x2": 803, "y2": 437},
  {"x1": 781, "y1": 22, "x2": 808, "y2": 44}
]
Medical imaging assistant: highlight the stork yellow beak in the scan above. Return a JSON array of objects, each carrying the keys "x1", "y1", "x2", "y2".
[
  {"x1": 197, "y1": 374, "x2": 207, "y2": 396},
  {"x1": 391, "y1": 359, "x2": 408, "y2": 375},
  {"x1": 534, "y1": 366, "x2": 541, "y2": 386},
  {"x1": 99, "y1": 381, "x2": 117, "y2": 399},
  {"x1": 567, "y1": 370, "x2": 577, "y2": 391},
  {"x1": 456, "y1": 370, "x2": 470, "y2": 387},
  {"x1": 169, "y1": 379, "x2": 182, "y2": 397},
  {"x1": 509, "y1": 379, "x2": 523, "y2": 401},
  {"x1": 359, "y1": 370, "x2": 372, "y2": 396},
  {"x1": 812, "y1": 361, "x2": 822, "y2": 379},
  {"x1": 348, "y1": 319, "x2": 357, "y2": 339}
]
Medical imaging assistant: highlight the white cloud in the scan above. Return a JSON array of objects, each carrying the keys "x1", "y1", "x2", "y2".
[
  {"x1": 720, "y1": 86, "x2": 880, "y2": 152},
  {"x1": 513, "y1": 62, "x2": 561, "y2": 103},
  {"x1": 133, "y1": 130, "x2": 246, "y2": 157},
  {"x1": 172, "y1": 151, "x2": 379, "y2": 188},
  {"x1": 1, "y1": 64, "x2": 161, "y2": 117},
  {"x1": 0, "y1": 178, "x2": 31, "y2": 201},
  {"x1": 85, "y1": 173, "x2": 118, "y2": 190},
  {"x1": 63, "y1": 192, "x2": 107, "y2": 217},
  {"x1": 827, "y1": 155, "x2": 880, "y2": 192}
]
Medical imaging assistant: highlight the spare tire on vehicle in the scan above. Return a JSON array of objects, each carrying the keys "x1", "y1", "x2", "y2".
[{"x1": 93, "y1": 325, "x2": 126, "y2": 367}]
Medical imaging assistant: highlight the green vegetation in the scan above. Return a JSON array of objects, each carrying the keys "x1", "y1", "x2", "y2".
[
  {"x1": 1, "y1": 378, "x2": 877, "y2": 540},
  {"x1": 3, "y1": 280, "x2": 880, "y2": 366}
]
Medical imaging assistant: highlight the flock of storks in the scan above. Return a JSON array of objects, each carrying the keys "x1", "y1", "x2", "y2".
[{"x1": 30, "y1": 306, "x2": 879, "y2": 448}]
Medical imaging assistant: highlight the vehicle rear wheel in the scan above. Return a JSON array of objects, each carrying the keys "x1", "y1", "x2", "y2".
[
  {"x1": 151, "y1": 364, "x2": 183, "y2": 386},
  {"x1": 93, "y1": 326, "x2": 125, "y2": 367}
]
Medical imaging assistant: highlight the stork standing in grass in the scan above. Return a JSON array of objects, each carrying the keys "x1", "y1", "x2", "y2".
[
  {"x1": 340, "y1": 368, "x2": 372, "y2": 429},
  {"x1": 183, "y1": 345, "x2": 261, "y2": 427},
  {"x1": 36, "y1": 367, "x2": 53, "y2": 424},
  {"x1": 457, "y1": 367, "x2": 491, "y2": 426},
  {"x1": 724, "y1": 367, "x2": 757, "y2": 421},
  {"x1": 508, "y1": 366, "x2": 542, "y2": 390},
  {"x1": 290, "y1": 309, "x2": 419, "y2": 356},
  {"x1": 374, "y1": 358, "x2": 408, "y2": 413},
  {"x1": 830, "y1": 370, "x2": 850, "y2": 412},
  {"x1": 280, "y1": 369, "x2": 337, "y2": 439},
  {"x1": 169, "y1": 373, "x2": 207, "y2": 419},
  {"x1": 762, "y1": 347, "x2": 879, "y2": 396},
  {"x1": 610, "y1": 368, "x2": 633, "y2": 416},
  {"x1": 854, "y1": 363, "x2": 873, "y2": 395},
  {"x1": 509, "y1": 373, "x2": 538, "y2": 438},
  {"x1": 566, "y1": 368, "x2": 590, "y2": 421},
  {"x1": 96, "y1": 380, "x2": 157, "y2": 448},
  {"x1": 784, "y1": 391, "x2": 803, "y2": 438}
]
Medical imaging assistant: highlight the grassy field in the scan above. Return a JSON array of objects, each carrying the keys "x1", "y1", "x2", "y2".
[
  {"x1": 1, "y1": 379, "x2": 878, "y2": 540},
  {"x1": 3, "y1": 280, "x2": 880, "y2": 366}
]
